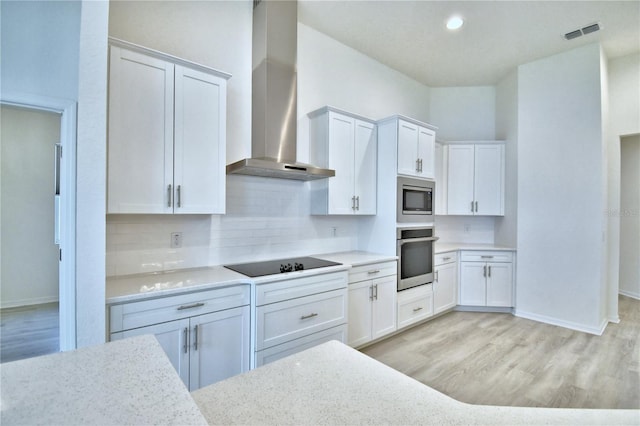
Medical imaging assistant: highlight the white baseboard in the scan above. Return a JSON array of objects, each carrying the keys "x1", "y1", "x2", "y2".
[
  {"x1": 619, "y1": 289, "x2": 640, "y2": 300},
  {"x1": 1, "y1": 296, "x2": 59, "y2": 309},
  {"x1": 515, "y1": 309, "x2": 608, "y2": 335}
]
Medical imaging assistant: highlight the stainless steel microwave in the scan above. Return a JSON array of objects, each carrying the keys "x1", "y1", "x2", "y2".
[{"x1": 397, "y1": 177, "x2": 435, "y2": 223}]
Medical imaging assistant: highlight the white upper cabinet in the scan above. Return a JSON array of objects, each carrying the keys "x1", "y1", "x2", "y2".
[
  {"x1": 309, "y1": 107, "x2": 377, "y2": 215},
  {"x1": 396, "y1": 118, "x2": 436, "y2": 179},
  {"x1": 446, "y1": 142, "x2": 505, "y2": 216},
  {"x1": 107, "y1": 40, "x2": 230, "y2": 214}
]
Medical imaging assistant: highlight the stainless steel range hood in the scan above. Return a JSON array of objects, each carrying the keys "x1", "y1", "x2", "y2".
[{"x1": 226, "y1": 0, "x2": 334, "y2": 181}]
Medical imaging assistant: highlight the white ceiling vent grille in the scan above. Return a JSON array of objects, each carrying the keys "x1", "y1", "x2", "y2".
[{"x1": 564, "y1": 22, "x2": 601, "y2": 40}]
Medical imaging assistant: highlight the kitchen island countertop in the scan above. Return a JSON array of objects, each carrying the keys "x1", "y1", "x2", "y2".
[
  {"x1": 192, "y1": 340, "x2": 638, "y2": 426},
  {"x1": 0, "y1": 335, "x2": 207, "y2": 425}
]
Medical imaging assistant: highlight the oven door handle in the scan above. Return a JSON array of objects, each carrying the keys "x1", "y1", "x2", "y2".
[{"x1": 398, "y1": 236, "x2": 439, "y2": 245}]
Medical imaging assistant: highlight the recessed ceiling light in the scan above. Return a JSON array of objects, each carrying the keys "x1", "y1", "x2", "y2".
[{"x1": 446, "y1": 16, "x2": 464, "y2": 30}]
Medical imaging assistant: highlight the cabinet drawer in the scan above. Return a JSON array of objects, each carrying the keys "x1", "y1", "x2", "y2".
[
  {"x1": 256, "y1": 271, "x2": 347, "y2": 306},
  {"x1": 434, "y1": 252, "x2": 457, "y2": 266},
  {"x1": 460, "y1": 251, "x2": 513, "y2": 263},
  {"x1": 255, "y1": 325, "x2": 347, "y2": 367},
  {"x1": 349, "y1": 261, "x2": 397, "y2": 283},
  {"x1": 397, "y1": 285, "x2": 433, "y2": 329},
  {"x1": 256, "y1": 289, "x2": 347, "y2": 351},
  {"x1": 109, "y1": 284, "x2": 250, "y2": 333}
]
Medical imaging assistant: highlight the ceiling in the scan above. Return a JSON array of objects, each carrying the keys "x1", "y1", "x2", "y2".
[{"x1": 298, "y1": 1, "x2": 640, "y2": 87}]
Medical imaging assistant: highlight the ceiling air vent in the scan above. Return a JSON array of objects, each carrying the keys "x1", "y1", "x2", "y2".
[{"x1": 564, "y1": 22, "x2": 601, "y2": 40}]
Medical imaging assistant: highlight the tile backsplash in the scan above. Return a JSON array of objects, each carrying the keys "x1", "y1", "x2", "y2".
[{"x1": 106, "y1": 175, "x2": 359, "y2": 276}]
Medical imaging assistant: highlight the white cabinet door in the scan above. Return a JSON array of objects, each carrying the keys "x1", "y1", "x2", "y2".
[
  {"x1": 417, "y1": 127, "x2": 435, "y2": 179},
  {"x1": 434, "y1": 261, "x2": 457, "y2": 314},
  {"x1": 189, "y1": 305, "x2": 250, "y2": 391},
  {"x1": 327, "y1": 112, "x2": 355, "y2": 215},
  {"x1": 110, "y1": 318, "x2": 190, "y2": 387},
  {"x1": 371, "y1": 276, "x2": 397, "y2": 340},
  {"x1": 474, "y1": 145, "x2": 504, "y2": 216},
  {"x1": 108, "y1": 46, "x2": 174, "y2": 214},
  {"x1": 486, "y1": 262, "x2": 513, "y2": 307},
  {"x1": 447, "y1": 144, "x2": 475, "y2": 215},
  {"x1": 347, "y1": 281, "x2": 373, "y2": 347},
  {"x1": 459, "y1": 262, "x2": 486, "y2": 306},
  {"x1": 174, "y1": 65, "x2": 226, "y2": 214},
  {"x1": 354, "y1": 120, "x2": 377, "y2": 215},
  {"x1": 397, "y1": 120, "x2": 419, "y2": 176}
]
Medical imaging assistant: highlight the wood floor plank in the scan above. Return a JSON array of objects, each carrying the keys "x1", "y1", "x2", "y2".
[
  {"x1": 361, "y1": 295, "x2": 640, "y2": 409},
  {"x1": 0, "y1": 302, "x2": 59, "y2": 363}
]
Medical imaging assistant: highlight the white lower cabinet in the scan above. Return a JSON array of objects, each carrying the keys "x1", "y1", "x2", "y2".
[
  {"x1": 347, "y1": 261, "x2": 397, "y2": 348},
  {"x1": 459, "y1": 251, "x2": 514, "y2": 307},
  {"x1": 397, "y1": 284, "x2": 433, "y2": 329},
  {"x1": 109, "y1": 285, "x2": 250, "y2": 391},
  {"x1": 433, "y1": 252, "x2": 458, "y2": 314},
  {"x1": 254, "y1": 271, "x2": 348, "y2": 367}
]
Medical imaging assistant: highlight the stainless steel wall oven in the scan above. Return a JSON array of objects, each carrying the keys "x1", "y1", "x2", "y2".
[{"x1": 396, "y1": 226, "x2": 438, "y2": 291}]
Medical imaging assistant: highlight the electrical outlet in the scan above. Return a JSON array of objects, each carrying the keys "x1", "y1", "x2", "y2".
[{"x1": 171, "y1": 232, "x2": 182, "y2": 248}]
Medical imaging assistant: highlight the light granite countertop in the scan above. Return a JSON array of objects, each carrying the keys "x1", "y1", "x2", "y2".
[
  {"x1": 106, "y1": 251, "x2": 393, "y2": 304},
  {"x1": 435, "y1": 242, "x2": 516, "y2": 253},
  {"x1": 193, "y1": 340, "x2": 638, "y2": 426},
  {"x1": 0, "y1": 335, "x2": 207, "y2": 425}
]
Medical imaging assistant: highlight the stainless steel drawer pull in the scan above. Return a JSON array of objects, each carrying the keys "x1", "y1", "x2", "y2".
[
  {"x1": 483, "y1": 265, "x2": 487, "y2": 277},
  {"x1": 177, "y1": 185, "x2": 182, "y2": 208},
  {"x1": 300, "y1": 313, "x2": 318, "y2": 320},
  {"x1": 442, "y1": 257, "x2": 451, "y2": 261},
  {"x1": 183, "y1": 327, "x2": 188, "y2": 354},
  {"x1": 167, "y1": 184, "x2": 172, "y2": 207},
  {"x1": 177, "y1": 302, "x2": 205, "y2": 311},
  {"x1": 194, "y1": 324, "x2": 199, "y2": 351},
  {"x1": 481, "y1": 255, "x2": 494, "y2": 259},
  {"x1": 488, "y1": 266, "x2": 492, "y2": 277},
  {"x1": 471, "y1": 201, "x2": 474, "y2": 213},
  {"x1": 413, "y1": 307, "x2": 423, "y2": 312},
  {"x1": 367, "y1": 270, "x2": 381, "y2": 275}
]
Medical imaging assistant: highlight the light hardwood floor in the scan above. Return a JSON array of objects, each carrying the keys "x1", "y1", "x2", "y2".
[
  {"x1": 362, "y1": 295, "x2": 639, "y2": 409},
  {"x1": 0, "y1": 302, "x2": 59, "y2": 363}
]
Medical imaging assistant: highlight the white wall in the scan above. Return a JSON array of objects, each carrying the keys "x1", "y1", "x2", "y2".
[
  {"x1": 494, "y1": 70, "x2": 518, "y2": 247},
  {"x1": 1, "y1": 106, "x2": 60, "y2": 307},
  {"x1": 516, "y1": 43, "x2": 607, "y2": 334},
  {"x1": 429, "y1": 86, "x2": 495, "y2": 141},
  {"x1": 297, "y1": 23, "x2": 430, "y2": 163},
  {"x1": 0, "y1": 0, "x2": 80, "y2": 100},
  {"x1": 619, "y1": 135, "x2": 640, "y2": 299},
  {"x1": 75, "y1": 0, "x2": 109, "y2": 347}
]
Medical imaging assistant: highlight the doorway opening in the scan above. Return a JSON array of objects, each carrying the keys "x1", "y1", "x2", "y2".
[
  {"x1": 0, "y1": 94, "x2": 77, "y2": 360},
  {"x1": 619, "y1": 134, "x2": 640, "y2": 300}
]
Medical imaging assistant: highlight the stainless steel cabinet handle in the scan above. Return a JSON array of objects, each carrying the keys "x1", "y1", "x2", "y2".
[
  {"x1": 356, "y1": 196, "x2": 360, "y2": 211},
  {"x1": 481, "y1": 255, "x2": 494, "y2": 259},
  {"x1": 488, "y1": 266, "x2": 492, "y2": 277},
  {"x1": 194, "y1": 324, "x2": 199, "y2": 351},
  {"x1": 442, "y1": 257, "x2": 451, "y2": 261},
  {"x1": 352, "y1": 196, "x2": 356, "y2": 211},
  {"x1": 300, "y1": 313, "x2": 318, "y2": 320},
  {"x1": 369, "y1": 285, "x2": 373, "y2": 301},
  {"x1": 183, "y1": 327, "x2": 189, "y2": 354},
  {"x1": 483, "y1": 265, "x2": 487, "y2": 277},
  {"x1": 374, "y1": 284, "x2": 378, "y2": 300},
  {"x1": 419, "y1": 158, "x2": 423, "y2": 173},
  {"x1": 475, "y1": 201, "x2": 478, "y2": 212},
  {"x1": 413, "y1": 307, "x2": 423, "y2": 312},
  {"x1": 167, "y1": 185, "x2": 173, "y2": 207},
  {"x1": 177, "y1": 302, "x2": 205, "y2": 311},
  {"x1": 471, "y1": 201, "x2": 474, "y2": 213},
  {"x1": 177, "y1": 185, "x2": 182, "y2": 208},
  {"x1": 435, "y1": 270, "x2": 439, "y2": 282},
  {"x1": 367, "y1": 270, "x2": 380, "y2": 275}
]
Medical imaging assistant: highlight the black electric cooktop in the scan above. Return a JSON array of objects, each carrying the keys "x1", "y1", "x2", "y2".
[{"x1": 224, "y1": 256, "x2": 341, "y2": 278}]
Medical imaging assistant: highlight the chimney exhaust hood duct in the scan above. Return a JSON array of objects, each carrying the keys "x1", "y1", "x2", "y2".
[{"x1": 226, "y1": 0, "x2": 334, "y2": 181}]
